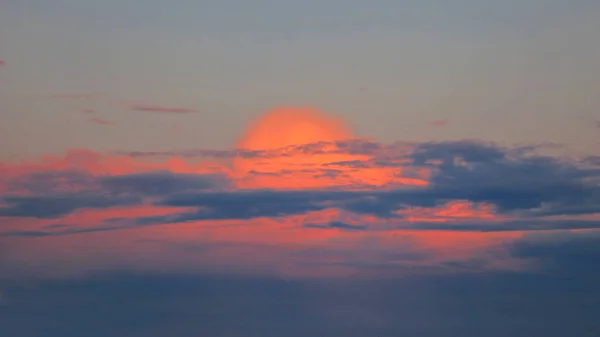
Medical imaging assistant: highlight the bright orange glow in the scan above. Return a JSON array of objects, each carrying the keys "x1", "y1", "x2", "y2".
[
  {"x1": 236, "y1": 106, "x2": 352, "y2": 151},
  {"x1": 233, "y1": 106, "x2": 428, "y2": 189},
  {"x1": 233, "y1": 106, "x2": 351, "y2": 189}
]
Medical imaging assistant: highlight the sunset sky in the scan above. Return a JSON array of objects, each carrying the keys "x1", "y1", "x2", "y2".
[{"x1": 1, "y1": 1, "x2": 600, "y2": 337}]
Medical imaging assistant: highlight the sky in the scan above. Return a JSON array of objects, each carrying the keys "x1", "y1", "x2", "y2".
[{"x1": 1, "y1": 1, "x2": 600, "y2": 336}]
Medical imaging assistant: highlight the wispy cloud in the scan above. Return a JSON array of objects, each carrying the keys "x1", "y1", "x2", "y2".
[
  {"x1": 118, "y1": 139, "x2": 394, "y2": 160},
  {"x1": 0, "y1": 60, "x2": 6, "y2": 67},
  {"x1": 427, "y1": 119, "x2": 448, "y2": 127},
  {"x1": 129, "y1": 104, "x2": 198, "y2": 114},
  {"x1": 88, "y1": 117, "x2": 115, "y2": 126},
  {"x1": 51, "y1": 93, "x2": 100, "y2": 100}
]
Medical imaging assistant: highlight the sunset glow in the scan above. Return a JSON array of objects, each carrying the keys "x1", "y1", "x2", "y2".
[{"x1": 2, "y1": 2, "x2": 599, "y2": 335}]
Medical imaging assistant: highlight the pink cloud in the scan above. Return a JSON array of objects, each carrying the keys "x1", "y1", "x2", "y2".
[
  {"x1": 129, "y1": 104, "x2": 198, "y2": 114},
  {"x1": 88, "y1": 117, "x2": 115, "y2": 126},
  {"x1": 0, "y1": 60, "x2": 6, "y2": 67},
  {"x1": 428, "y1": 119, "x2": 448, "y2": 127}
]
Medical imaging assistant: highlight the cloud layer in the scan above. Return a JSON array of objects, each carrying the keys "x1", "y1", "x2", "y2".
[{"x1": 2, "y1": 134, "x2": 599, "y2": 280}]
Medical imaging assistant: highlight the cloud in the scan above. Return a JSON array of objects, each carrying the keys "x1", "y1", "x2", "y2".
[
  {"x1": 51, "y1": 93, "x2": 100, "y2": 100},
  {"x1": 88, "y1": 117, "x2": 115, "y2": 126},
  {"x1": 583, "y1": 156, "x2": 600, "y2": 166},
  {"x1": 0, "y1": 60, "x2": 5, "y2": 67},
  {"x1": 0, "y1": 170, "x2": 229, "y2": 219},
  {"x1": 128, "y1": 104, "x2": 198, "y2": 114},
  {"x1": 2, "y1": 137, "x2": 600, "y2": 282},
  {"x1": 427, "y1": 119, "x2": 448, "y2": 127},
  {"x1": 407, "y1": 141, "x2": 600, "y2": 212},
  {"x1": 403, "y1": 219, "x2": 600, "y2": 232},
  {"x1": 0, "y1": 193, "x2": 141, "y2": 219},
  {"x1": 0, "y1": 148, "x2": 229, "y2": 182},
  {"x1": 1, "y1": 140, "x2": 598, "y2": 251},
  {"x1": 117, "y1": 139, "x2": 398, "y2": 161},
  {"x1": 3, "y1": 169, "x2": 99, "y2": 195},
  {"x1": 100, "y1": 171, "x2": 230, "y2": 196},
  {"x1": 304, "y1": 221, "x2": 367, "y2": 231},
  {"x1": 149, "y1": 140, "x2": 599, "y2": 222},
  {"x1": 3, "y1": 140, "x2": 600, "y2": 223}
]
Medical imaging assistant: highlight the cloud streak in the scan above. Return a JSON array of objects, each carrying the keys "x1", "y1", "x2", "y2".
[
  {"x1": 427, "y1": 119, "x2": 448, "y2": 127},
  {"x1": 128, "y1": 104, "x2": 198, "y2": 114},
  {"x1": 51, "y1": 93, "x2": 100, "y2": 100},
  {"x1": 88, "y1": 117, "x2": 115, "y2": 126}
]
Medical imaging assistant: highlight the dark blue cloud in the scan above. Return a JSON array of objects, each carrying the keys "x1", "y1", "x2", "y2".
[
  {"x1": 0, "y1": 171, "x2": 228, "y2": 219},
  {"x1": 410, "y1": 140, "x2": 508, "y2": 165},
  {"x1": 401, "y1": 219, "x2": 600, "y2": 232},
  {"x1": 303, "y1": 221, "x2": 367, "y2": 231},
  {"x1": 404, "y1": 141, "x2": 600, "y2": 213},
  {"x1": 99, "y1": 171, "x2": 229, "y2": 196},
  {"x1": 0, "y1": 194, "x2": 140, "y2": 219},
  {"x1": 5, "y1": 170, "x2": 99, "y2": 194},
  {"x1": 160, "y1": 189, "x2": 335, "y2": 219}
]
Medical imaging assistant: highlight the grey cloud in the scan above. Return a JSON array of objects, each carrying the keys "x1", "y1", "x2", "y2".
[
  {"x1": 0, "y1": 194, "x2": 140, "y2": 219},
  {"x1": 303, "y1": 221, "x2": 367, "y2": 231},
  {"x1": 99, "y1": 171, "x2": 229, "y2": 196}
]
